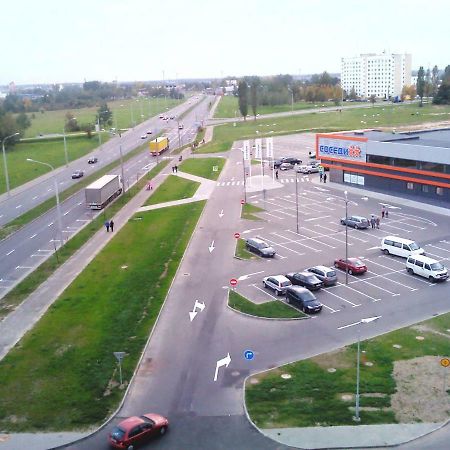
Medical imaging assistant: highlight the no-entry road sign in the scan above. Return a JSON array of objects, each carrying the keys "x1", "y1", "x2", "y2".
[
  {"x1": 234, "y1": 232, "x2": 240, "y2": 239},
  {"x1": 230, "y1": 278, "x2": 238, "y2": 287}
]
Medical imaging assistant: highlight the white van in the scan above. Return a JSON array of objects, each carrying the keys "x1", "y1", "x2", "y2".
[
  {"x1": 381, "y1": 236, "x2": 425, "y2": 258},
  {"x1": 406, "y1": 255, "x2": 448, "y2": 282}
]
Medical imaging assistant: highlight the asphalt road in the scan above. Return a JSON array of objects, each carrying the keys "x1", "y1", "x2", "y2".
[
  {"x1": 60, "y1": 136, "x2": 450, "y2": 449},
  {"x1": 0, "y1": 95, "x2": 212, "y2": 299}
]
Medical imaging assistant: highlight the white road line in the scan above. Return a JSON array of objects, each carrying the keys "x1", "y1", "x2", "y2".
[
  {"x1": 29, "y1": 233, "x2": 37, "y2": 239},
  {"x1": 16, "y1": 266, "x2": 33, "y2": 270},
  {"x1": 305, "y1": 216, "x2": 330, "y2": 222},
  {"x1": 366, "y1": 258, "x2": 430, "y2": 286},
  {"x1": 38, "y1": 249, "x2": 52, "y2": 253},
  {"x1": 288, "y1": 228, "x2": 346, "y2": 247},
  {"x1": 32, "y1": 196, "x2": 38, "y2": 200},
  {"x1": 15, "y1": 205, "x2": 22, "y2": 209},
  {"x1": 263, "y1": 211, "x2": 284, "y2": 220},
  {"x1": 47, "y1": 188, "x2": 53, "y2": 192},
  {"x1": 336, "y1": 281, "x2": 381, "y2": 302},
  {"x1": 381, "y1": 222, "x2": 412, "y2": 233},
  {"x1": 31, "y1": 254, "x2": 46, "y2": 258},
  {"x1": 272, "y1": 231, "x2": 323, "y2": 252},
  {"x1": 395, "y1": 220, "x2": 426, "y2": 230},
  {"x1": 321, "y1": 303, "x2": 340, "y2": 313},
  {"x1": 63, "y1": 211, "x2": 70, "y2": 216},
  {"x1": 6, "y1": 249, "x2": 15, "y2": 256},
  {"x1": 260, "y1": 235, "x2": 306, "y2": 256},
  {"x1": 48, "y1": 222, "x2": 54, "y2": 227},
  {"x1": 278, "y1": 230, "x2": 334, "y2": 250},
  {"x1": 360, "y1": 277, "x2": 399, "y2": 296},
  {"x1": 364, "y1": 269, "x2": 410, "y2": 291},
  {"x1": 252, "y1": 284, "x2": 279, "y2": 299},
  {"x1": 427, "y1": 244, "x2": 450, "y2": 253},
  {"x1": 318, "y1": 224, "x2": 368, "y2": 243},
  {"x1": 321, "y1": 289, "x2": 361, "y2": 307},
  {"x1": 76, "y1": 219, "x2": 90, "y2": 222}
]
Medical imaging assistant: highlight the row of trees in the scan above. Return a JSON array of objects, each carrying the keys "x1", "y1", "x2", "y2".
[
  {"x1": 0, "y1": 106, "x2": 31, "y2": 143},
  {"x1": 236, "y1": 72, "x2": 342, "y2": 120},
  {"x1": 415, "y1": 65, "x2": 450, "y2": 105}
]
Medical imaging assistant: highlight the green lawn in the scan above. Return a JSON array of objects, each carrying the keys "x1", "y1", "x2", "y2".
[
  {"x1": 143, "y1": 175, "x2": 200, "y2": 206},
  {"x1": 246, "y1": 313, "x2": 450, "y2": 428},
  {"x1": 235, "y1": 238, "x2": 255, "y2": 260},
  {"x1": 242, "y1": 203, "x2": 265, "y2": 221},
  {"x1": 0, "y1": 200, "x2": 205, "y2": 431},
  {"x1": 0, "y1": 160, "x2": 169, "y2": 320},
  {"x1": 198, "y1": 103, "x2": 450, "y2": 154},
  {"x1": 179, "y1": 157, "x2": 226, "y2": 180},
  {"x1": 214, "y1": 95, "x2": 336, "y2": 118},
  {"x1": 228, "y1": 290, "x2": 303, "y2": 319},
  {"x1": 22, "y1": 97, "x2": 183, "y2": 138},
  {"x1": 0, "y1": 134, "x2": 110, "y2": 194}
]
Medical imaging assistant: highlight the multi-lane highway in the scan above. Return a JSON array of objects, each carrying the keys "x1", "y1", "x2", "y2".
[{"x1": 0, "y1": 95, "x2": 212, "y2": 299}]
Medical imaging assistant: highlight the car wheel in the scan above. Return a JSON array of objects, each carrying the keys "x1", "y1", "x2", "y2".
[
  {"x1": 407, "y1": 268, "x2": 414, "y2": 274},
  {"x1": 263, "y1": 281, "x2": 267, "y2": 288},
  {"x1": 286, "y1": 296, "x2": 291, "y2": 304},
  {"x1": 160, "y1": 426, "x2": 167, "y2": 435},
  {"x1": 334, "y1": 263, "x2": 339, "y2": 268},
  {"x1": 276, "y1": 289, "x2": 282, "y2": 296},
  {"x1": 429, "y1": 276, "x2": 435, "y2": 283},
  {"x1": 303, "y1": 306, "x2": 308, "y2": 313},
  {"x1": 348, "y1": 269, "x2": 353, "y2": 275},
  {"x1": 340, "y1": 220, "x2": 345, "y2": 225},
  {"x1": 383, "y1": 249, "x2": 389, "y2": 255}
]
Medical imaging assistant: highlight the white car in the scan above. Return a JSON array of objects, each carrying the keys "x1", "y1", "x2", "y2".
[
  {"x1": 279, "y1": 162, "x2": 293, "y2": 171},
  {"x1": 263, "y1": 275, "x2": 292, "y2": 296},
  {"x1": 141, "y1": 135, "x2": 147, "y2": 139},
  {"x1": 296, "y1": 164, "x2": 320, "y2": 174},
  {"x1": 178, "y1": 124, "x2": 184, "y2": 130}
]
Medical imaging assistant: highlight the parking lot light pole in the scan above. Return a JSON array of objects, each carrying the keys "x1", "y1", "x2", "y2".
[
  {"x1": 26, "y1": 158, "x2": 64, "y2": 248},
  {"x1": 295, "y1": 169, "x2": 299, "y2": 233},
  {"x1": 344, "y1": 190, "x2": 349, "y2": 284},
  {"x1": 2, "y1": 132, "x2": 20, "y2": 196},
  {"x1": 241, "y1": 150, "x2": 247, "y2": 203}
]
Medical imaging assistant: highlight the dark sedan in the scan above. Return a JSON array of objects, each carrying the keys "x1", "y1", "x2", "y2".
[
  {"x1": 334, "y1": 258, "x2": 367, "y2": 275},
  {"x1": 285, "y1": 271, "x2": 323, "y2": 290},
  {"x1": 285, "y1": 286, "x2": 322, "y2": 313}
]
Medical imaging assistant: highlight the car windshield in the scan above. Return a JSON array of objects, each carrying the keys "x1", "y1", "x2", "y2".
[
  {"x1": 305, "y1": 275, "x2": 317, "y2": 282},
  {"x1": 259, "y1": 243, "x2": 269, "y2": 249},
  {"x1": 410, "y1": 242, "x2": 420, "y2": 250},
  {"x1": 430, "y1": 262, "x2": 445, "y2": 270},
  {"x1": 302, "y1": 291, "x2": 316, "y2": 301},
  {"x1": 280, "y1": 281, "x2": 291, "y2": 287},
  {"x1": 326, "y1": 271, "x2": 336, "y2": 277},
  {"x1": 110, "y1": 426, "x2": 126, "y2": 440},
  {"x1": 353, "y1": 260, "x2": 364, "y2": 266}
]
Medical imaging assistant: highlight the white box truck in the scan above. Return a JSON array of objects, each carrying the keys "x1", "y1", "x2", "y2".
[{"x1": 85, "y1": 174, "x2": 122, "y2": 210}]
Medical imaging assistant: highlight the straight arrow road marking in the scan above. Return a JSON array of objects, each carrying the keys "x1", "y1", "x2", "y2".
[
  {"x1": 208, "y1": 240, "x2": 215, "y2": 253},
  {"x1": 242, "y1": 227, "x2": 264, "y2": 234},
  {"x1": 238, "y1": 271, "x2": 265, "y2": 281},
  {"x1": 219, "y1": 210, "x2": 224, "y2": 218},
  {"x1": 214, "y1": 353, "x2": 231, "y2": 382},
  {"x1": 189, "y1": 300, "x2": 206, "y2": 322}
]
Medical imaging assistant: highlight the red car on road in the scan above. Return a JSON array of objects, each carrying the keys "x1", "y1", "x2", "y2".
[
  {"x1": 108, "y1": 413, "x2": 169, "y2": 449},
  {"x1": 334, "y1": 258, "x2": 367, "y2": 275}
]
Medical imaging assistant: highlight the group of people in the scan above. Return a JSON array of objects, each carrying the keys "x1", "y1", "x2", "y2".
[
  {"x1": 172, "y1": 165, "x2": 178, "y2": 173},
  {"x1": 104, "y1": 219, "x2": 115, "y2": 232},
  {"x1": 370, "y1": 206, "x2": 389, "y2": 229},
  {"x1": 319, "y1": 172, "x2": 327, "y2": 183}
]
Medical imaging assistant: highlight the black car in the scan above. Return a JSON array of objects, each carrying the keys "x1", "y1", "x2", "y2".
[
  {"x1": 88, "y1": 157, "x2": 98, "y2": 164},
  {"x1": 71, "y1": 170, "x2": 84, "y2": 179},
  {"x1": 285, "y1": 286, "x2": 322, "y2": 313},
  {"x1": 281, "y1": 157, "x2": 302, "y2": 165},
  {"x1": 272, "y1": 159, "x2": 283, "y2": 169},
  {"x1": 285, "y1": 271, "x2": 323, "y2": 290},
  {"x1": 245, "y1": 238, "x2": 276, "y2": 257}
]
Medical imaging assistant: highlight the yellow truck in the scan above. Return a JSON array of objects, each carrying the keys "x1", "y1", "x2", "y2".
[{"x1": 149, "y1": 136, "x2": 170, "y2": 156}]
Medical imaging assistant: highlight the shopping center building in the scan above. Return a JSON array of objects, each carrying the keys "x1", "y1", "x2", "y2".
[{"x1": 316, "y1": 128, "x2": 450, "y2": 203}]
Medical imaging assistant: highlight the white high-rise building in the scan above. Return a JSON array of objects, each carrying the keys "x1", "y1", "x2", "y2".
[{"x1": 341, "y1": 52, "x2": 412, "y2": 99}]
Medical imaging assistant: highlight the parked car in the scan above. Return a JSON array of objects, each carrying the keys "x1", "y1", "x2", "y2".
[
  {"x1": 271, "y1": 159, "x2": 283, "y2": 169},
  {"x1": 334, "y1": 258, "x2": 367, "y2": 275},
  {"x1": 296, "y1": 164, "x2": 320, "y2": 174},
  {"x1": 88, "y1": 157, "x2": 98, "y2": 164},
  {"x1": 108, "y1": 413, "x2": 169, "y2": 449},
  {"x1": 381, "y1": 236, "x2": 425, "y2": 258},
  {"x1": 285, "y1": 271, "x2": 323, "y2": 290},
  {"x1": 263, "y1": 275, "x2": 292, "y2": 296},
  {"x1": 406, "y1": 255, "x2": 448, "y2": 282},
  {"x1": 71, "y1": 170, "x2": 84, "y2": 179},
  {"x1": 246, "y1": 238, "x2": 276, "y2": 257},
  {"x1": 285, "y1": 286, "x2": 322, "y2": 313},
  {"x1": 306, "y1": 266, "x2": 338, "y2": 286},
  {"x1": 340, "y1": 215, "x2": 370, "y2": 229},
  {"x1": 280, "y1": 162, "x2": 293, "y2": 171},
  {"x1": 281, "y1": 157, "x2": 302, "y2": 165}
]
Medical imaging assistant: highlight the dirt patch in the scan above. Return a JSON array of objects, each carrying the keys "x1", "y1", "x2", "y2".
[
  {"x1": 391, "y1": 356, "x2": 450, "y2": 423},
  {"x1": 312, "y1": 348, "x2": 353, "y2": 370},
  {"x1": 412, "y1": 324, "x2": 450, "y2": 339},
  {"x1": 382, "y1": 120, "x2": 450, "y2": 132}
]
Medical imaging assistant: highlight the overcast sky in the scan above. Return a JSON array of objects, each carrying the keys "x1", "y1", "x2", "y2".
[{"x1": 2, "y1": 0, "x2": 449, "y2": 85}]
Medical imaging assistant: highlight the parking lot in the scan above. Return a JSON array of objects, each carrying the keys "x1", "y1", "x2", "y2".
[{"x1": 233, "y1": 170, "x2": 450, "y2": 317}]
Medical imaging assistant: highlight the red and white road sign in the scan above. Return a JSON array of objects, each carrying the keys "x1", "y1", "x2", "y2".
[
  {"x1": 241, "y1": 199, "x2": 245, "y2": 205},
  {"x1": 234, "y1": 232, "x2": 240, "y2": 239},
  {"x1": 230, "y1": 278, "x2": 238, "y2": 287}
]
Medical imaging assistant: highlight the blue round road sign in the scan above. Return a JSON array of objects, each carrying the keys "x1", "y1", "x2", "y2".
[{"x1": 244, "y1": 350, "x2": 254, "y2": 360}]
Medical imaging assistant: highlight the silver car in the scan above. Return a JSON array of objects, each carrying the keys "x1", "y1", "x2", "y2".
[
  {"x1": 263, "y1": 275, "x2": 292, "y2": 296},
  {"x1": 306, "y1": 266, "x2": 338, "y2": 286}
]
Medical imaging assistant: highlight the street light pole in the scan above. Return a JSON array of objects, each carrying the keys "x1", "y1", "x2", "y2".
[
  {"x1": 241, "y1": 151, "x2": 247, "y2": 203},
  {"x1": 119, "y1": 143, "x2": 126, "y2": 194},
  {"x1": 344, "y1": 190, "x2": 349, "y2": 285},
  {"x1": 1, "y1": 132, "x2": 19, "y2": 196},
  {"x1": 295, "y1": 170, "x2": 299, "y2": 233},
  {"x1": 26, "y1": 158, "x2": 64, "y2": 248}
]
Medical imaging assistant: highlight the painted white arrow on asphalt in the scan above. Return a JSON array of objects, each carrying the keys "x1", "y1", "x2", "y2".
[
  {"x1": 219, "y1": 210, "x2": 224, "y2": 218},
  {"x1": 208, "y1": 240, "x2": 215, "y2": 253},
  {"x1": 189, "y1": 300, "x2": 206, "y2": 322},
  {"x1": 238, "y1": 270, "x2": 265, "y2": 281},
  {"x1": 242, "y1": 227, "x2": 264, "y2": 235},
  {"x1": 214, "y1": 352, "x2": 231, "y2": 382}
]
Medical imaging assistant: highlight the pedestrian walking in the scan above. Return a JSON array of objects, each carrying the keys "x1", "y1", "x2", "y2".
[
  {"x1": 175, "y1": 165, "x2": 178, "y2": 173},
  {"x1": 172, "y1": 166, "x2": 175, "y2": 173},
  {"x1": 109, "y1": 219, "x2": 114, "y2": 232},
  {"x1": 319, "y1": 172, "x2": 323, "y2": 182},
  {"x1": 376, "y1": 216, "x2": 380, "y2": 229},
  {"x1": 381, "y1": 205, "x2": 386, "y2": 218},
  {"x1": 370, "y1": 215, "x2": 375, "y2": 229},
  {"x1": 385, "y1": 208, "x2": 389, "y2": 218},
  {"x1": 104, "y1": 220, "x2": 110, "y2": 232},
  {"x1": 275, "y1": 169, "x2": 279, "y2": 179},
  {"x1": 323, "y1": 173, "x2": 327, "y2": 183}
]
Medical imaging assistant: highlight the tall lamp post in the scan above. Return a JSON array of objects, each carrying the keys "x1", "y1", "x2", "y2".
[
  {"x1": 295, "y1": 169, "x2": 299, "y2": 233},
  {"x1": 2, "y1": 132, "x2": 20, "y2": 196},
  {"x1": 344, "y1": 190, "x2": 349, "y2": 284},
  {"x1": 26, "y1": 158, "x2": 63, "y2": 247}
]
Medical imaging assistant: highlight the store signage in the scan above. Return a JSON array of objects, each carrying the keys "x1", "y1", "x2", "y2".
[{"x1": 318, "y1": 136, "x2": 366, "y2": 161}]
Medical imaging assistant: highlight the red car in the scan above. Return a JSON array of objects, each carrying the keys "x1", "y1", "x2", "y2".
[
  {"x1": 334, "y1": 257, "x2": 367, "y2": 275},
  {"x1": 108, "y1": 413, "x2": 169, "y2": 449}
]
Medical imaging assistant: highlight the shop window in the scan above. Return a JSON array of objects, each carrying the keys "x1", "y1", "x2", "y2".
[
  {"x1": 406, "y1": 182, "x2": 414, "y2": 190},
  {"x1": 393, "y1": 158, "x2": 417, "y2": 169},
  {"x1": 436, "y1": 187, "x2": 444, "y2": 196},
  {"x1": 421, "y1": 185, "x2": 429, "y2": 193},
  {"x1": 419, "y1": 161, "x2": 445, "y2": 173},
  {"x1": 367, "y1": 155, "x2": 391, "y2": 165}
]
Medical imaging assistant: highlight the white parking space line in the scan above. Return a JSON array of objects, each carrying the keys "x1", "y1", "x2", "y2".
[
  {"x1": 336, "y1": 281, "x2": 381, "y2": 302},
  {"x1": 360, "y1": 276, "x2": 400, "y2": 296},
  {"x1": 260, "y1": 235, "x2": 306, "y2": 256},
  {"x1": 272, "y1": 231, "x2": 323, "y2": 252},
  {"x1": 76, "y1": 219, "x2": 90, "y2": 222},
  {"x1": 305, "y1": 216, "x2": 330, "y2": 222},
  {"x1": 321, "y1": 303, "x2": 340, "y2": 313},
  {"x1": 326, "y1": 224, "x2": 370, "y2": 243},
  {"x1": 6, "y1": 249, "x2": 15, "y2": 256},
  {"x1": 294, "y1": 227, "x2": 348, "y2": 246},
  {"x1": 395, "y1": 219, "x2": 426, "y2": 230},
  {"x1": 16, "y1": 205, "x2": 22, "y2": 209},
  {"x1": 313, "y1": 225, "x2": 350, "y2": 244},
  {"x1": 395, "y1": 212, "x2": 437, "y2": 227},
  {"x1": 263, "y1": 211, "x2": 285, "y2": 220},
  {"x1": 321, "y1": 289, "x2": 361, "y2": 307},
  {"x1": 282, "y1": 197, "x2": 331, "y2": 214},
  {"x1": 426, "y1": 244, "x2": 450, "y2": 254},
  {"x1": 63, "y1": 211, "x2": 70, "y2": 216},
  {"x1": 281, "y1": 229, "x2": 335, "y2": 249},
  {"x1": 251, "y1": 284, "x2": 279, "y2": 299},
  {"x1": 29, "y1": 234, "x2": 37, "y2": 239},
  {"x1": 380, "y1": 222, "x2": 412, "y2": 233},
  {"x1": 364, "y1": 268, "x2": 415, "y2": 290}
]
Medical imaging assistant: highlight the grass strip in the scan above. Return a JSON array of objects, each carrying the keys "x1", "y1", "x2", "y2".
[
  {"x1": 0, "y1": 200, "x2": 205, "y2": 431},
  {"x1": 0, "y1": 160, "x2": 169, "y2": 320},
  {"x1": 228, "y1": 290, "x2": 303, "y2": 319},
  {"x1": 143, "y1": 175, "x2": 200, "y2": 206},
  {"x1": 235, "y1": 238, "x2": 254, "y2": 260},
  {"x1": 245, "y1": 312, "x2": 450, "y2": 428},
  {"x1": 179, "y1": 157, "x2": 225, "y2": 181},
  {"x1": 0, "y1": 141, "x2": 157, "y2": 241},
  {"x1": 242, "y1": 203, "x2": 265, "y2": 221}
]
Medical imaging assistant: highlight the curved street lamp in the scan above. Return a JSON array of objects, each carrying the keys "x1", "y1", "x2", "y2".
[{"x1": 2, "y1": 132, "x2": 20, "y2": 196}]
